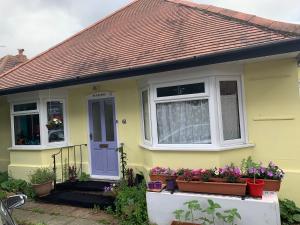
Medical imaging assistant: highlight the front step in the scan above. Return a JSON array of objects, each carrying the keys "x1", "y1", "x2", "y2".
[
  {"x1": 38, "y1": 180, "x2": 116, "y2": 208},
  {"x1": 38, "y1": 190, "x2": 115, "y2": 208},
  {"x1": 55, "y1": 180, "x2": 113, "y2": 192}
]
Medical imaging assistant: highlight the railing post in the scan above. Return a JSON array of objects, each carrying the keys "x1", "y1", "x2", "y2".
[{"x1": 52, "y1": 154, "x2": 57, "y2": 190}]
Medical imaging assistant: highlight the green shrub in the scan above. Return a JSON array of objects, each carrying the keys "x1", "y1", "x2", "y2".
[
  {"x1": 280, "y1": 199, "x2": 300, "y2": 225},
  {"x1": 29, "y1": 168, "x2": 55, "y2": 185},
  {"x1": 0, "y1": 171, "x2": 8, "y2": 184},
  {"x1": 0, "y1": 190, "x2": 7, "y2": 200},
  {"x1": 0, "y1": 178, "x2": 36, "y2": 199},
  {"x1": 1, "y1": 179, "x2": 28, "y2": 192},
  {"x1": 115, "y1": 180, "x2": 149, "y2": 225},
  {"x1": 79, "y1": 172, "x2": 90, "y2": 182}
]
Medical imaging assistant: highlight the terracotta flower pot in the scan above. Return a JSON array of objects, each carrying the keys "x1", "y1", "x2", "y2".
[
  {"x1": 241, "y1": 177, "x2": 281, "y2": 191},
  {"x1": 171, "y1": 221, "x2": 200, "y2": 225},
  {"x1": 150, "y1": 174, "x2": 177, "y2": 184},
  {"x1": 176, "y1": 180, "x2": 246, "y2": 196},
  {"x1": 32, "y1": 181, "x2": 53, "y2": 197},
  {"x1": 263, "y1": 179, "x2": 281, "y2": 192},
  {"x1": 247, "y1": 179, "x2": 265, "y2": 198}
]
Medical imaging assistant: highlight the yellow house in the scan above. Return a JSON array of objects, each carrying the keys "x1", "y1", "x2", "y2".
[{"x1": 0, "y1": 0, "x2": 300, "y2": 204}]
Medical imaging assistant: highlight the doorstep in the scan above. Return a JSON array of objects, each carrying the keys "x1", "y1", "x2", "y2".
[{"x1": 146, "y1": 191, "x2": 281, "y2": 225}]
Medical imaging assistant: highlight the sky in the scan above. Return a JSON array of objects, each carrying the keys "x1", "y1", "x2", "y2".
[{"x1": 0, "y1": 0, "x2": 300, "y2": 58}]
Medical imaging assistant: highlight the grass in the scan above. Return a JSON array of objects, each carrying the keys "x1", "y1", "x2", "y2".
[
  {"x1": 31, "y1": 208, "x2": 45, "y2": 214},
  {"x1": 16, "y1": 220, "x2": 47, "y2": 225},
  {"x1": 97, "y1": 219, "x2": 110, "y2": 225}
]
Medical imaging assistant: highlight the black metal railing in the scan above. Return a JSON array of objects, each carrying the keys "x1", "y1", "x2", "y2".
[
  {"x1": 52, "y1": 144, "x2": 87, "y2": 189},
  {"x1": 117, "y1": 143, "x2": 127, "y2": 179}
]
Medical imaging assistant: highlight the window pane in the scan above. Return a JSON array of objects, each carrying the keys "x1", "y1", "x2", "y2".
[
  {"x1": 156, "y1": 99, "x2": 211, "y2": 144},
  {"x1": 142, "y1": 90, "x2": 151, "y2": 141},
  {"x1": 104, "y1": 99, "x2": 115, "y2": 142},
  {"x1": 157, "y1": 83, "x2": 205, "y2": 97},
  {"x1": 14, "y1": 114, "x2": 40, "y2": 145},
  {"x1": 220, "y1": 81, "x2": 241, "y2": 140},
  {"x1": 14, "y1": 103, "x2": 37, "y2": 112},
  {"x1": 47, "y1": 101, "x2": 65, "y2": 143},
  {"x1": 92, "y1": 102, "x2": 102, "y2": 142}
]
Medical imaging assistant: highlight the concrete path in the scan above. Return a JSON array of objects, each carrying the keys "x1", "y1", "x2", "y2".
[{"x1": 13, "y1": 200, "x2": 119, "y2": 225}]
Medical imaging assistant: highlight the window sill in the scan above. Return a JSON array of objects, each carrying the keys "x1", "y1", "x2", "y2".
[
  {"x1": 139, "y1": 143, "x2": 255, "y2": 152},
  {"x1": 8, "y1": 144, "x2": 69, "y2": 151}
]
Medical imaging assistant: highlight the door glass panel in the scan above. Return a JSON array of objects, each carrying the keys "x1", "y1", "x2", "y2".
[
  {"x1": 92, "y1": 102, "x2": 102, "y2": 142},
  {"x1": 104, "y1": 100, "x2": 115, "y2": 142}
]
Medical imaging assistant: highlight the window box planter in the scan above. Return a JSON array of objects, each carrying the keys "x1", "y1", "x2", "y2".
[
  {"x1": 263, "y1": 179, "x2": 281, "y2": 192},
  {"x1": 176, "y1": 180, "x2": 246, "y2": 196},
  {"x1": 150, "y1": 175, "x2": 177, "y2": 184},
  {"x1": 240, "y1": 178, "x2": 281, "y2": 192}
]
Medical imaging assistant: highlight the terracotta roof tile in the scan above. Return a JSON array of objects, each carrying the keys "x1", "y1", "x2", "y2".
[{"x1": 0, "y1": 0, "x2": 299, "y2": 91}]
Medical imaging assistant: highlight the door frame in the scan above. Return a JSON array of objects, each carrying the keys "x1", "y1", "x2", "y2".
[{"x1": 86, "y1": 93, "x2": 120, "y2": 180}]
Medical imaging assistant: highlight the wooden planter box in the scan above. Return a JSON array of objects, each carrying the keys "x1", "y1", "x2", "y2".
[
  {"x1": 150, "y1": 175, "x2": 176, "y2": 184},
  {"x1": 264, "y1": 179, "x2": 281, "y2": 192},
  {"x1": 240, "y1": 178, "x2": 281, "y2": 192},
  {"x1": 176, "y1": 180, "x2": 247, "y2": 196},
  {"x1": 171, "y1": 221, "x2": 199, "y2": 225}
]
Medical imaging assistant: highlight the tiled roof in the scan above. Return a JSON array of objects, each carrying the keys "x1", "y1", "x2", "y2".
[
  {"x1": 0, "y1": 0, "x2": 300, "y2": 91},
  {"x1": 0, "y1": 49, "x2": 28, "y2": 75}
]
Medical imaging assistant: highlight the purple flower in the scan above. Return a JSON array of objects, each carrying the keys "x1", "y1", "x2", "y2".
[{"x1": 267, "y1": 171, "x2": 274, "y2": 177}]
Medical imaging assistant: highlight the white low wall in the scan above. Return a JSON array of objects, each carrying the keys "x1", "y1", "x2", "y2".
[{"x1": 147, "y1": 191, "x2": 281, "y2": 225}]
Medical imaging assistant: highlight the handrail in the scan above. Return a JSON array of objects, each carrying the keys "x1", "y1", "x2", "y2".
[{"x1": 52, "y1": 144, "x2": 87, "y2": 189}]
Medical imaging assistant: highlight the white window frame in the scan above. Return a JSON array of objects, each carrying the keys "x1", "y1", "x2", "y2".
[
  {"x1": 9, "y1": 93, "x2": 68, "y2": 150},
  {"x1": 10, "y1": 100, "x2": 41, "y2": 148},
  {"x1": 140, "y1": 87, "x2": 152, "y2": 145},
  {"x1": 43, "y1": 99, "x2": 68, "y2": 147},
  {"x1": 139, "y1": 74, "x2": 248, "y2": 151},
  {"x1": 216, "y1": 76, "x2": 245, "y2": 146}
]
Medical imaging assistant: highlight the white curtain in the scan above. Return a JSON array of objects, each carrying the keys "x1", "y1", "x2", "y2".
[
  {"x1": 156, "y1": 99, "x2": 211, "y2": 144},
  {"x1": 221, "y1": 95, "x2": 241, "y2": 140}
]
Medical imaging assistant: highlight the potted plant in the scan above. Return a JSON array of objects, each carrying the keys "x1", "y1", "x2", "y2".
[
  {"x1": 46, "y1": 117, "x2": 63, "y2": 130},
  {"x1": 149, "y1": 167, "x2": 176, "y2": 184},
  {"x1": 241, "y1": 157, "x2": 284, "y2": 191},
  {"x1": 29, "y1": 168, "x2": 55, "y2": 197},
  {"x1": 68, "y1": 165, "x2": 78, "y2": 182},
  {"x1": 246, "y1": 164, "x2": 265, "y2": 198},
  {"x1": 176, "y1": 167, "x2": 246, "y2": 196},
  {"x1": 171, "y1": 199, "x2": 241, "y2": 225},
  {"x1": 262, "y1": 161, "x2": 284, "y2": 191}
]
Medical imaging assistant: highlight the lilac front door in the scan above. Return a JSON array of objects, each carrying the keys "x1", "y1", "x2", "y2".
[{"x1": 88, "y1": 98, "x2": 119, "y2": 177}]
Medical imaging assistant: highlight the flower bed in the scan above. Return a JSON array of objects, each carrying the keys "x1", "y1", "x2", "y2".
[
  {"x1": 149, "y1": 158, "x2": 284, "y2": 196},
  {"x1": 176, "y1": 180, "x2": 247, "y2": 196},
  {"x1": 149, "y1": 167, "x2": 177, "y2": 184},
  {"x1": 241, "y1": 158, "x2": 284, "y2": 192},
  {"x1": 176, "y1": 165, "x2": 246, "y2": 196}
]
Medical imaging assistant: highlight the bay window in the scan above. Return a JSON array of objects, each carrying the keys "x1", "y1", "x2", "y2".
[
  {"x1": 140, "y1": 75, "x2": 246, "y2": 150},
  {"x1": 10, "y1": 98, "x2": 67, "y2": 148},
  {"x1": 12, "y1": 103, "x2": 40, "y2": 146}
]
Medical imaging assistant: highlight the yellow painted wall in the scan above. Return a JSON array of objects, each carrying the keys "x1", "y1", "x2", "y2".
[
  {"x1": 0, "y1": 97, "x2": 10, "y2": 171},
  {"x1": 2, "y1": 58, "x2": 300, "y2": 205}
]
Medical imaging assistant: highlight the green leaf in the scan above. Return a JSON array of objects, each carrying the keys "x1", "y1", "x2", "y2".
[{"x1": 293, "y1": 214, "x2": 300, "y2": 222}]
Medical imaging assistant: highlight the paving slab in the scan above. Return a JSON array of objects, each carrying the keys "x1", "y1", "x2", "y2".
[{"x1": 13, "y1": 201, "x2": 118, "y2": 225}]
